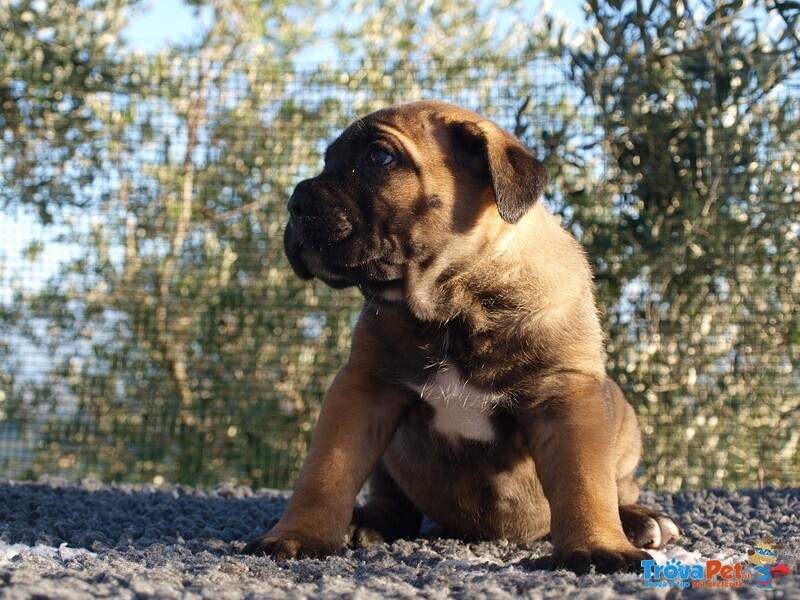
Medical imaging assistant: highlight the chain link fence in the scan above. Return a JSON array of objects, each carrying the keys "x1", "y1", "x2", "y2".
[{"x1": 1, "y1": 54, "x2": 797, "y2": 491}]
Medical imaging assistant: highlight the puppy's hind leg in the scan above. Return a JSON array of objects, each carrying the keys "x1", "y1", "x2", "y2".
[
  {"x1": 347, "y1": 462, "x2": 423, "y2": 548},
  {"x1": 612, "y1": 384, "x2": 682, "y2": 550}
]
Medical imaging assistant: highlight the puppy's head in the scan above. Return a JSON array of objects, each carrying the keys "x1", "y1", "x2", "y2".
[{"x1": 283, "y1": 100, "x2": 548, "y2": 307}]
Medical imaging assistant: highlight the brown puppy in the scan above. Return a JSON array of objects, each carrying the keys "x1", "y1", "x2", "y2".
[{"x1": 243, "y1": 100, "x2": 680, "y2": 574}]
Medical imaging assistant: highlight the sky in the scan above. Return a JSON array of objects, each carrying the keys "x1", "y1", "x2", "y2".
[
  {"x1": 123, "y1": 0, "x2": 212, "y2": 53},
  {"x1": 122, "y1": 0, "x2": 588, "y2": 56}
]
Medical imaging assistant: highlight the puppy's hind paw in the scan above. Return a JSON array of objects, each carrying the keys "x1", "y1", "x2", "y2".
[{"x1": 620, "y1": 504, "x2": 682, "y2": 550}]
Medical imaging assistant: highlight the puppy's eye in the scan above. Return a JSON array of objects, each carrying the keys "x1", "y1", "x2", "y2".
[{"x1": 367, "y1": 147, "x2": 394, "y2": 166}]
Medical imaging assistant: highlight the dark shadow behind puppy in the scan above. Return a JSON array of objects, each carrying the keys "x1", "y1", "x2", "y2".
[{"x1": 243, "y1": 101, "x2": 680, "y2": 574}]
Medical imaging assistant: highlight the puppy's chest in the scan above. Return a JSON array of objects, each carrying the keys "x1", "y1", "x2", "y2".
[{"x1": 407, "y1": 367, "x2": 503, "y2": 443}]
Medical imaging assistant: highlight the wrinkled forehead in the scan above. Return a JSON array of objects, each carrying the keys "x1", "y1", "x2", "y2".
[
  {"x1": 323, "y1": 102, "x2": 482, "y2": 169},
  {"x1": 323, "y1": 112, "x2": 424, "y2": 168}
]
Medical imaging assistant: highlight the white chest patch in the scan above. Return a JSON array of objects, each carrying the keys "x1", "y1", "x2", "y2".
[{"x1": 409, "y1": 368, "x2": 501, "y2": 443}]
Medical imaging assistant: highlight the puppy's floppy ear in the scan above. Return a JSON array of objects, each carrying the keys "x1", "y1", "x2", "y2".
[{"x1": 453, "y1": 120, "x2": 548, "y2": 224}]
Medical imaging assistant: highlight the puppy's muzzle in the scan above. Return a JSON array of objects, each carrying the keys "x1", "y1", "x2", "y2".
[
  {"x1": 283, "y1": 180, "x2": 362, "y2": 288},
  {"x1": 287, "y1": 184, "x2": 354, "y2": 251}
]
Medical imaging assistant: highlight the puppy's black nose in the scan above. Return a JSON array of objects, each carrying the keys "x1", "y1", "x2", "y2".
[{"x1": 287, "y1": 190, "x2": 308, "y2": 219}]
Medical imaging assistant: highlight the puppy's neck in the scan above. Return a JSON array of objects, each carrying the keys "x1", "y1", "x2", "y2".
[
  {"x1": 404, "y1": 209, "x2": 528, "y2": 325},
  {"x1": 405, "y1": 202, "x2": 593, "y2": 327}
]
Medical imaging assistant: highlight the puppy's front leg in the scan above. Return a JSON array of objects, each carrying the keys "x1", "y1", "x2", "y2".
[
  {"x1": 243, "y1": 365, "x2": 411, "y2": 560},
  {"x1": 524, "y1": 375, "x2": 651, "y2": 574}
]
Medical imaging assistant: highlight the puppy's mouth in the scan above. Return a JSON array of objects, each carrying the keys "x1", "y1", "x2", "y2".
[
  {"x1": 358, "y1": 280, "x2": 405, "y2": 304},
  {"x1": 284, "y1": 222, "x2": 405, "y2": 300}
]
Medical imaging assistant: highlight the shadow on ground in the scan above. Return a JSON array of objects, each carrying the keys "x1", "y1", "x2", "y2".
[{"x1": 0, "y1": 479, "x2": 288, "y2": 551}]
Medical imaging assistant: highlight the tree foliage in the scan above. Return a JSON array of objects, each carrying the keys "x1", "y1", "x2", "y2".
[{"x1": 553, "y1": 0, "x2": 799, "y2": 487}]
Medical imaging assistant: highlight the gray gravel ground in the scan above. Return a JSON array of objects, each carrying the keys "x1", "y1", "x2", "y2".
[{"x1": 0, "y1": 479, "x2": 797, "y2": 599}]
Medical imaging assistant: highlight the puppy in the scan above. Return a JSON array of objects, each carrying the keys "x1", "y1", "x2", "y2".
[{"x1": 243, "y1": 100, "x2": 680, "y2": 573}]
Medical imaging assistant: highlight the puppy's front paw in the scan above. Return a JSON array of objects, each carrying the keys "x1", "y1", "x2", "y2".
[
  {"x1": 242, "y1": 530, "x2": 341, "y2": 561},
  {"x1": 530, "y1": 546, "x2": 652, "y2": 575}
]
